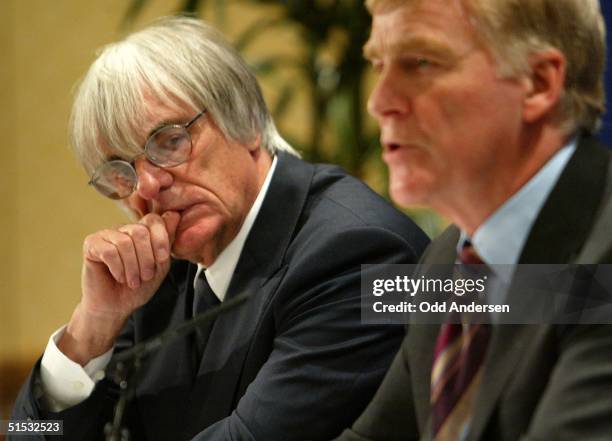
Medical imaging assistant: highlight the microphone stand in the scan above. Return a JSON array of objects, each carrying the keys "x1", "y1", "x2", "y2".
[{"x1": 103, "y1": 291, "x2": 252, "y2": 441}]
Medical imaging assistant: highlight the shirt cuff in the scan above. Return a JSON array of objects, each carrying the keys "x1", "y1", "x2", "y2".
[{"x1": 39, "y1": 325, "x2": 113, "y2": 412}]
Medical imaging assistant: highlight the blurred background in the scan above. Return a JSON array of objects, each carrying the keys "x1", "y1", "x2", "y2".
[{"x1": 1, "y1": 0, "x2": 612, "y2": 420}]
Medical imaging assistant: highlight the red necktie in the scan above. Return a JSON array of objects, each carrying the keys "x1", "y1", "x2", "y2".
[{"x1": 430, "y1": 242, "x2": 491, "y2": 440}]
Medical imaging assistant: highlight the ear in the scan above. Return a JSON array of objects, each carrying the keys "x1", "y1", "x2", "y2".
[{"x1": 522, "y1": 48, "x2": 566, "y2": 124}]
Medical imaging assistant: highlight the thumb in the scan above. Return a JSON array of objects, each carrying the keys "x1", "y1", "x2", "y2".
[{"x1": 162, "y1": 211, "x2": 180, "y2": 245}]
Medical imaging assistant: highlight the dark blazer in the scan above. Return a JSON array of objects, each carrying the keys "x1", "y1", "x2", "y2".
[
  {"x1": 11, "y1": 152, "x2": 429, "y2": 441},
  {"x1": 336, "y1": 136, "x2": 612, "y2": 441}
]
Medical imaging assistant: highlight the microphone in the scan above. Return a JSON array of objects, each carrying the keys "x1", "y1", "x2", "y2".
[
  {"x1": 106, "y1": 291, "x2": 251, "y2": 378},
  {"x1": 103, "y1": 291, "x2": 252, "y2": 441}
]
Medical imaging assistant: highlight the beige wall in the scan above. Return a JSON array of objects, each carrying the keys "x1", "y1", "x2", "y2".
[
  {"x1": 7, "y1": 1, "x2": 150, "y2": 361},
  {"x1": 2, "y1": 0, "x2": 183, "y2": 361},
  {"x1": 1, "y1": 0, "x2": 18, "y2": 362},
  {"x1": 1, "y1": 0, "x2": 309, "y2": 362}
]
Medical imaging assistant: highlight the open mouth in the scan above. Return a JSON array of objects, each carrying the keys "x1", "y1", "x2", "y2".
[{"x1": 382, "y1": 142, "x2": 403, "y2": 153}]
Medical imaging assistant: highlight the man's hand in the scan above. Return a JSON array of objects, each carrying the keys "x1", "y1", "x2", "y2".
[{"x1": 58, "y1": 211, "x2": 180, "y2": 365}]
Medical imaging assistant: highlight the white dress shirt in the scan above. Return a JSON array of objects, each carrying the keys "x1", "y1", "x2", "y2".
[{"x1": 40, "y1": 156, "x2": 278, "y2": 412}]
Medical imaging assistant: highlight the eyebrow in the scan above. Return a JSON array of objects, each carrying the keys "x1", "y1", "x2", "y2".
[
  {"x1": 363, "y1": 35, "x2": 458, "y2": 62},
  {"x1": 145, "y1": 119, "x2": 179, "y2": 139}
]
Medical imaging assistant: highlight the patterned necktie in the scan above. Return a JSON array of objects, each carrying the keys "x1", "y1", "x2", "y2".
[
  {"x1": 430, "y1": 242, "x2": 491, "y2": 441},
  {"x1": 193, "y1": 270, "x2": 221, "y2": 361}
]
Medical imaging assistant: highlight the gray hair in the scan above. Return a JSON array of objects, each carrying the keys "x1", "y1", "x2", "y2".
[{"x1": 71, "y1": 16, "x2": 298, "y2": 175}]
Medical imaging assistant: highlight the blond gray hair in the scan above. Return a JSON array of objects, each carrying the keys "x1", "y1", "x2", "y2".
[
  {"x1": 71, "y1": 16, "x2": 297, "y2": 175},
  {"x1": 366, "y1": 0, "x2": 606, "y2": 135}
]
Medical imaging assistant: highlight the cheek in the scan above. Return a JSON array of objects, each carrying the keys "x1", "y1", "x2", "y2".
[
  {"x1": 412, "y1": 83, "x2": 466, "y2": 140},
  {"x1": 436, "y1": 84, "x2": 481, "y2": 123},
  {"x1": 417, "y1": 80, "x2": 505, "y2": 151}
]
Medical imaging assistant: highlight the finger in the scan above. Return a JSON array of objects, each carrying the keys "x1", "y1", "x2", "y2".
[
  {"x1": 162, "y1": 211, "x2": 180, "y2": 245},
  {"x1": 140, "y1": 214, "x2": 171, "y2": 263},
  {"x1": 118, "y1": 224, "x2": 156, "y2": 282},
  {"x1": 101, "y1": 230, "x2": 141, "y2": 289},
  {"x1": 83, "y1": 233, "x2": 126, "y2": 284}
]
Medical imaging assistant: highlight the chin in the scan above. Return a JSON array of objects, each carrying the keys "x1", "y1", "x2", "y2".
[
  {"x1": 388, "y1": 180, "x2": 429, "y2": 208},
  {"x1": 388, "y1": 166, "x2": 438, "y2": 207},
  {"x1": 172, "y1": 218, "x2": 227, "y2": 265},
  {"x1": 171, "y1": 227, "x2": 211, "y2": 263},
  {"x1": 170, "y1": 242, "x2": 200, "y2": 263}
]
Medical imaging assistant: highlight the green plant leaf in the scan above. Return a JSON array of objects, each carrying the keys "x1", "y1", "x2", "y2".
[
  {"x1": 180, "y1": 0, "x2": 204, "y2": 14},
  {"x1": 249, "y1": 56, "x2": 303, "y2": 76},
  {"x1": 234, "y1": 17, "x2": 287, "y2": 52},
  {"x1": 122, "y1": 0, "x2": 147, "y2": 29},
  {"x1": 273, "y1": 84, "x2": 295, "y2": 118}
]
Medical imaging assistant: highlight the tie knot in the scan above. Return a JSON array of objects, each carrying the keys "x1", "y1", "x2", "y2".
[
  {"x1": 194, "y1": 270, "x2": 220, "y2": 312},
  {"x1": 459, "y1": 241, "x2": 484, "y2": 265}
]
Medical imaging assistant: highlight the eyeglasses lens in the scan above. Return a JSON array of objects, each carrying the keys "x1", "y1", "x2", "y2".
[
  {"x1": 146, "y1": 126, "x2": 192, "y2": 167},
  {"x1": 90, "y1": 125, "x2": 193, "y2": 199},
  {"x1": 92, "y1": 160, "x2": 138, "y2": 200}
]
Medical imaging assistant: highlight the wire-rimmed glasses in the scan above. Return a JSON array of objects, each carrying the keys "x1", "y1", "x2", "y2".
[{"x1": 88, "y1": 109, "x2": 207, "y2": 199}]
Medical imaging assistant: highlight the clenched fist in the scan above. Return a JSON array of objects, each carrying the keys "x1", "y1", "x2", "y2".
[{"x1": 58, "y1": 211, "x2": 180, "y2": 365}]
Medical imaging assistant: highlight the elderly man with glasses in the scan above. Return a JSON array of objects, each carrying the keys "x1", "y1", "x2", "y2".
[{"x1": 11, "y1": 17, "x2": 429, "y2": 441}]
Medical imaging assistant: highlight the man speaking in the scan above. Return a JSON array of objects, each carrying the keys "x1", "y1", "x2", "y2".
[{"x1": 336, "y1": 0, "x2": 612, "y2": 440}]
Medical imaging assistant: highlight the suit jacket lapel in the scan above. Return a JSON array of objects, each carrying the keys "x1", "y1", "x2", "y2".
[
  {"x1": 226, "y1": 152, "x2": 314, "y2": 298},
  {"x1": 519, "y1": 136, "x2": 609, "y2": 263},
  {"x1": 408, "y1": 325, "x2": 440, "y2": 441},
  {"x1": 136, "y1": 260, "x2": 198, "y2": 386},
  {"x1": 192, "y1": 152, "x2": 315, "y2": 412},
  {"x1": 467, "y1": 137, "x2": 611, "y2": 440},
  {"x1": 134, "y1": 261, "x2": 201, "y2": 437},
  {"x1": 577, "y1": 154, "x2": 612, "y2": 263},
  {"x1": 466, "y1": 325, "x2": 538, "y2": 441},
  {"x1": 411, "y1": 228, "x2": 459, "y2": 437},
  {"x1": 420, "y1": 226, "x2": 461, "y2": 264}
]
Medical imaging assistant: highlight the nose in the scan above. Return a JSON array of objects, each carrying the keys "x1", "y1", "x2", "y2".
[
  {"x1": 367, "y1": 66, "x2": 410, "y2": 121},
  {"x1": 133, "y1": 157, "x2": 174, "y2": 200}
]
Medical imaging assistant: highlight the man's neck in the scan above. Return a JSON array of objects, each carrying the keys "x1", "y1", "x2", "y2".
[{"x1": 438, "y1": 126, "x2": 572, "y2": 235}]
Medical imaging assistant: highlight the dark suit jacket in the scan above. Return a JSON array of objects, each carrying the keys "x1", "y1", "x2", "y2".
[
  {"x1": 11, "y1": 152, "x2": 429, "y2": 441},
  {"x1": 336, "y1": 136, "x2": 612, "y2": 441}
]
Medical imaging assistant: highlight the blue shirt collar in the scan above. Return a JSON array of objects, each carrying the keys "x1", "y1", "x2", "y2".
[{"x1": 458, "y1": 137, "x2": 577, "y2": 268}]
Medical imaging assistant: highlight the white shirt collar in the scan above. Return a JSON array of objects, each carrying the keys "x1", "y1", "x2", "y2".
[
  {"x1": 194, "y1": 155, "x2": 278, "y2": 301},
  {"x1": 458, "y1": 137, "x2": 577, "y2": 270}
]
